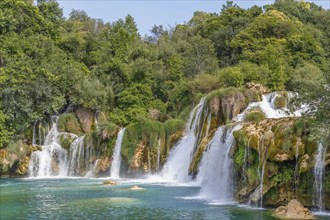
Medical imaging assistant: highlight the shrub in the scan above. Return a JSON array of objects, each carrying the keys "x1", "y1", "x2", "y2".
[
  {"x1": 274, "y1": 95, "x2": 287, "y2": 109},
  {"x1": 244, "y1": 108, "x2": 266, "y2": 122}
]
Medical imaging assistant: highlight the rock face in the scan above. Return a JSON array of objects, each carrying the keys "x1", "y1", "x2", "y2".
[
  {"x1": 76, "y1": 107, "x2": 95, "y2": 133},
  {"x1": 274, "y1": 199, "x2": 315, "y2": 219}
]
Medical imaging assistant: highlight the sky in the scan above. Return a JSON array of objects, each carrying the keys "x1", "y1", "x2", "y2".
[{"x1": 57, "y1": 0, "x2": 330, "y2": 36}]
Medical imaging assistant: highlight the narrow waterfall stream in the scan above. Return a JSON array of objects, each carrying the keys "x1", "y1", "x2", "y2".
[
  {"x1": 68, "y1": 136, "x2": 85, "y2": 176},
  {"x1": 314, "y1": 142, "x2": 327, "y2": 211},
  {"x1": 156, "y1": 138, "x2": 161, "y2": 172},
  {"x1": 195, "y1": 124, "x2": 242, "y2": 203},
  {"x1": 160, "y1": 98, "x2": 205, "y2": 182},
  {"x1": 110, "y1": 128, "x2": 126, "y2": 178}
]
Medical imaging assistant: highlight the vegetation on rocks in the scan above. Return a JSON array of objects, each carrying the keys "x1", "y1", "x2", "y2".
[{"x1": 0, "y1": 0, "x2": 329, "y2": 210}]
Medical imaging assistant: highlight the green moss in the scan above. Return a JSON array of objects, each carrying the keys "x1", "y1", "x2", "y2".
[
  {"x1": 247, "y1": 165, "x2": 259, "y2": 186},
  {"x1": 234, "y1": 145, "x2": 246, "y2": 167},
  {"x1": 178, "y1": 106, "x2": 192, "y2": 122},
  {"x1": 274, "y1": 95, "x2": 287, "y2": 109},
  {"x1": 98, "y1": 122, "x2": 119, "y2": 140},
  {"x1": 59, "y1": 136, "x2": 72, "y2": 150},
  {"x1": 58, "y1": 113, "x2": 83, "y2": 135},
  {"x1": 244, "y1": 110, "x2": 266, "y2": 122},
  {"x1": 205, "y1": 87, "x2": 245, "y2": 103},
  {"x1": 271, "y1": 163, "x2": 294, "y2": 187}
]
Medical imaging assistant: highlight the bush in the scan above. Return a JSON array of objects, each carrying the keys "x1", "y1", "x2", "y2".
[
  {"x1": 244, "y1": 108, "x2": 266, "y2": 122},
  {"x1": 274, "y1": 95, "x2": 287, "y2": 109},
  {"x1": 217, "y1": 66, "x2": 244, "y2": 88}
]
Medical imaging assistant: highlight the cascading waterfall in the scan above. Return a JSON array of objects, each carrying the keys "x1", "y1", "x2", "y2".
[
  {"x1": 68, "y1": 136, "x2": 85, "y2": 176},
  {"x1": 110, "y1": 128, "x2": 126, "y2": 178},
  {"x1": 29, "y1": 116, "x2": 69, "y2": 177},
  {"x1": 313, "y1": 142, "x2": 327, "y2": 211},
  {"x1": 156, "y1": 138, "x2": 161, "y2": 172},
  {"x1": 243, "y1": 137, "x2": 252, "y2": 184},
  {"x1": 160, "y1": 98, "x2": 205, "y2": 182},
  {"x1": 234, "y1": 92, "x2": 301, "y2": 121},
  {"x1": 195, "y1": 124, "x2": 242, "y2": 203},
  {"x1": 259, "y1": 155, "x2": 267, "y2": 208}
]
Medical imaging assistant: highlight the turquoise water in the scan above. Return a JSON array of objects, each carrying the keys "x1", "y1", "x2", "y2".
[{"x1": 0, "y1": 178, "x2": 326, "y2": 220}]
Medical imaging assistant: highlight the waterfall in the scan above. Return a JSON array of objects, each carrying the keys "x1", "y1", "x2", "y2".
[
  {"x1": 28, "y1": 116, "x2": 69, "y2": 177},
  {"x1": 68, "y1": 136, "x2": 85, "y2": 176},
  {"x1": 243, "y1": 137, "x2": 252, "y2": 184},
  {"x1": 94, "y1": 110, "x2": 100, "y2": 131},
  {"x1": 234, "y1": 92, "x2": 301, "y2": 121},
  {"x1": 160, "y1": 98, "x2": 205, "y2": 182},
  {"x1": 313, "y1": 142, "x2": 327, "y2": 211},
  {"x1": 110, "y1": 128, "x2": 126, "y2": 178},
  {"x1": 38, "y1": 122, "x2": 42, "y2": 145},
  {"x1": 195, "y1": 124, "x2": 242, "y2": 203},
  {"x1": 156, "y1": 138, "x2": 161, "y2": 172},
  {"x1": 32, "y1": 122, "x2": 37, "y2": 146},
  {"x1": 259, "y1": 155, "x2": 267, "y2": 208}
]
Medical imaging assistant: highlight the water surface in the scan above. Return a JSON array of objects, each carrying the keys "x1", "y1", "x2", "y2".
[{"x1": 0, "y1": 178, "x2": 325, "y2": 220}]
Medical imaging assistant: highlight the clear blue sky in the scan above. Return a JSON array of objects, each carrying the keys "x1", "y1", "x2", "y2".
[{"x1": 57, "y1": 0, "x2": 330, "y2": 35}]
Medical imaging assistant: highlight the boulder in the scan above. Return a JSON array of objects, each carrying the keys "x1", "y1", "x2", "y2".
[
  {"x1": 130, "y1": 185, "x2": 144, "y2": 190},
  {"x1": 76, "y1": 107, "x2": 94, "y2": 133},
  {"x1": 274, "y1": 199, "x2": 315, "y2": 219},
  {"x1": 103, "y1": 180, "x2": 117, "y2": 185}
]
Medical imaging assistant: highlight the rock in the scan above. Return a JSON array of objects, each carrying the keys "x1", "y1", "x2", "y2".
[
  {"x1": 76, "y1": 107, "x2": 94, "y2": 133},
  {"x1": 148, "y1": 108, "x2": 161, "y2": 120},
  {"x1": 130, "y1": 185, "x2": 144, "y2": 190},
  {"x1": 245, "y1": 82, "x2": 267, "y2": 94},
  {"x1": 274, "y1": 199, "x2": 315, "y2": 219},
  {"x1": 299, "y1": 154, "x2": 310, "y2": 174},
  {"x1": 103, "y1": 180, "x2": 117, "y2": 185},
  {"x1": 58, "y1": 113, "x2": 83, "y2": 135},
  {"x1": 275, "y1": 152, "x2": 290, "y2": 161},
  {"x1": 274, "y1": 95, "x2": 287, "y2": 109}
]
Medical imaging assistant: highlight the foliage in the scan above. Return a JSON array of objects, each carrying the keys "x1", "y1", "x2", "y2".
[
  {"x1": 0, "y1": 0, "x2": 329, "y2": 151},
  {"x1": 274, "y1": 95, "x2": 287, "y2": 109},
  {"x1": 244, "y1": 109, "x2": 266, "y2": 122}
]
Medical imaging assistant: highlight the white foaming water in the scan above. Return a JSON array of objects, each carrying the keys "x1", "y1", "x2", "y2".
[
  {"x1": 234, "y1": 92, "x2": 301, "y2": 121},
  {"x1": 195, "y1": 124, "x2": 242, "y2": 203},
  {"x1": 110, "y1": 128, "x2": 126, "y2": 178},
  {"x1": 29, "y1": 116, "x2": 69, "y2": 177},
  {"x1": 68, "y1": 136, "x2": 85, "y2": 176},
  {"x1": 160, "y1": 98, "x2": 205, "y2": 182},
  {"x1": 313, "y1": 142, "x2": 327, "y2": 211},
  {"x1": 156, "y1": 138, "x2": 161, "y2": 172}
]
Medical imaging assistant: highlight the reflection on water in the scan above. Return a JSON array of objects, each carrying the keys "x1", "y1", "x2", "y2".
[{"x1": 0, "y1": 178, "x2": 327, "y2": 220}]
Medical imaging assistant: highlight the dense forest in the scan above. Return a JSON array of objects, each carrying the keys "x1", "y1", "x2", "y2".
[{"x1": 0, "y1": 0, "x2": 329, "y2": 149}]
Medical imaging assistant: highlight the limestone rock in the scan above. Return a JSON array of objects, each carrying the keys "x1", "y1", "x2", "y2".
[
  {"x1": 103, "y1": 180, "x2": 116, "y2": 185},
  {"x1": 245, "y1": 82, "x2": 267, "y2": 95},
  {"x1": 274, "y1": 199, "x2": 315, "y2": 219},
  {"x1": 130, "y1": 185, "x2": 144, "y2": 190},
  {"x1": 275, "y1": 152, "x2": 290, "y2": 162},
  {"x1": 76, "y1": 107, "x2": 94, "y2": 133},
  {"x1": 148, "y1": 108, "x2": 161, "y2": 120}
]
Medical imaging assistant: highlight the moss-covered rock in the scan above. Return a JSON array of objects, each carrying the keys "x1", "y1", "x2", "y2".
[
  {"x1": 244, "y1": 107, "x2": 266, "y2": 122},
  {"x1": 233, "y1": 117, "x2": 330, "y2": 210},
  {"x1": 76, "y1": 107, "x2": 95, "y2": 133},
  {"x1": 274, "y1": 95, "x2": 287, "y2": 109},
  {"x1": 58, "y1": 113, "x2": 83, "y2": 135}
]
